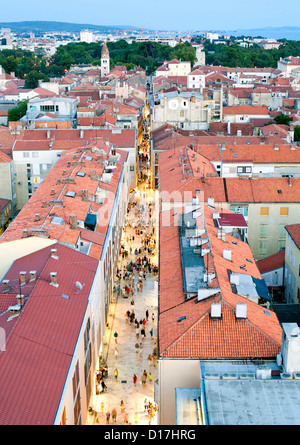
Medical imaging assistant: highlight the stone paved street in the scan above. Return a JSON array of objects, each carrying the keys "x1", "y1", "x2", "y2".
[{"x1": 87, "y1": 181, "x2": 159, "y2": 425}]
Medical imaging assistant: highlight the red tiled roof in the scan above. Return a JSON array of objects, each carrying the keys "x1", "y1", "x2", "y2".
[
  {"x1": 285, "y1": 224, "x2": 300, "y2": 249},
  {"x1": 0, "y1": 243, "x2": 98, "y2": 424},
  {"x1": 0, "y1": 198, "x2": 10, "y2": 212},
  {"x1": 158, "y1": 205, "x2": 282, "y2": 359},
  {"x1": 223, "y1": 106, "x2": 270, "y2": 116},
  {"x1": 225, "y1": 177, "x2": 300, "y2": 203},
  {"x1": 256, "y1": 250, "x2": 285, "y2": 274},
  {"x1": 0, "y1": 142, "x2": 128, "y2": 258}
]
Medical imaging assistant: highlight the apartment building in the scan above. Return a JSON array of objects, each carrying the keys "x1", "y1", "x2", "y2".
[
  {"x1": 152, "y1": 92, "x2": 211, "y2": 131},
  {"x1": 157, "y1": 201, "x2": 282, "y2": 424},
  {"x1": 155, "y1": 59, "x2": 191, "y2": 78},
  {"x1": 0, "y1": 150, "x2": 16, "y2": 212},
  {"x1": 1, "y1": 140, "x2": 130, "y2": 347},
  {"x1": 284, "y1": 224, "x2": 300, "y2": 303},
  {"x1": 158, "y1": 145, "x2": 300, "y2": 260},
  {"x1": 0, "y1": 241, "x2": 99, "y2": 425}
]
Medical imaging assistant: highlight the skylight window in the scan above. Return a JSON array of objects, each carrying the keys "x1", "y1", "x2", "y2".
[
  {"x1": 51, "y1": 216, "x2": 64, "y2": 225},
  {"x1": 85, "y1": 156, "x2": 93, "y2": 161},
  {"x1": 77, "y1": 171, "x2": 86, "y2": 177},
  {"x1": 65, "y1": 191, "x2": 76, "y2": 198}
]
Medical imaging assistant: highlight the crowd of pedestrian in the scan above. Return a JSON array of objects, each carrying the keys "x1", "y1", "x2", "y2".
[{"x1": 92, "y1": 162, "x2": 158, "y2": 425}]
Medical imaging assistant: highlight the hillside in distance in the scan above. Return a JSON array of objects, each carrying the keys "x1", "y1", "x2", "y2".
[{"x1": 0, "y1": 21, "x2": 139, "y2": 33}]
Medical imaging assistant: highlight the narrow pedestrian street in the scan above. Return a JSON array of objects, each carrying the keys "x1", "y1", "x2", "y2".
[{"x1": 87, "y1": 110, "x2": 159, "y2": 426}]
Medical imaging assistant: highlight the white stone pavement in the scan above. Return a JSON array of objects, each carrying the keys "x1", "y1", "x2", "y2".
[{"x1": 87, "y1": 186, "x2": 159, "y2": 426}]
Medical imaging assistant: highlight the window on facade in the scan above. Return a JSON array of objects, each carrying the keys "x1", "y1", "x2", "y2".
[
  {"x1": 180, "y1": 111, "x2": 184, "y2": 117},
  {"x1": 260, "y1": 207, "x2": 269, "y2": 216},
  {"x1": 72, "y1": 361, "x2": 81, "y2": 425},
  {"x1": 278, "y1": 224, "x2": 286, "y2": 237},
  {"x1": 278, "y1": 240, "x2": 286, "y2": 251},
  {"x1": 237, "y1": 166, "x2": 252, "y2": 173},
  {"x1": 230, "y1": 206, "x2": 248, "y2": 217},
  {"x1": 40, "y1": 105, "x2": 55, "y2": 112},
  {"x1": 259, "y1": 224, "x2": 268, "y2": 238},
  {"x1": 23, "y1": 152, "x2": 30, "y2": 158},
  {"x1": 259, "y1": 240, "x2": 268, "y2": 255},
  {"x1": 280, "y1": 207, "x2": 289, "y2": 216}
]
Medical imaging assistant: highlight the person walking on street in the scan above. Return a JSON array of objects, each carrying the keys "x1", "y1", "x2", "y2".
[
  {"x1": 106, "y1": 411, "x2": 110, "y2": 424},
  {"x1": 120, "y1": 400, "x2": 125, "y2": 414},
  {"x1": 114, "y1": 368, "x2": 118, "y2": 382},
  {"x1": 149, "y1": 372, "x2": 153, "y2": 384},
  {"x1": 114, "y1": 347, "x2": 118, "y2": 360},
  {"x1": 149, "y1": 327, "x2": 153, "y2": 339},
  {"x1": 114, "y1": 331, "x2": 118, "y2": 343},
  {"x1": 112, "y1": 408, "x2": 117, "y2": 423},
  {"x1": 133, "y1": 374, "x2": 137, "y2": 385}
]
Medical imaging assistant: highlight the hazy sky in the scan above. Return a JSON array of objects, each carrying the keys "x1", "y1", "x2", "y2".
[{"x1": 1, "y1": 0, "x2": 300, "y2": 31}]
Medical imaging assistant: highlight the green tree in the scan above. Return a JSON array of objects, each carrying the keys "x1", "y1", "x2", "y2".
[
  {"x1": 7, "y1": 100, "x2": 28, "y2": 122},
  {"x1": 274, "y1": 114, "x2": 293, "y2": 125},
  {"x1": 24, "y1": 71, "x2": 49, "y2": 89},
  {"x1": 293, "y1": 126, "x2": 300, "y2": 141}
]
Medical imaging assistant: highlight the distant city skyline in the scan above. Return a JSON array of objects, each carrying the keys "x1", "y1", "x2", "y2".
[{"x1": 1, "y1": 0, "x2": 300, "y2": 32}]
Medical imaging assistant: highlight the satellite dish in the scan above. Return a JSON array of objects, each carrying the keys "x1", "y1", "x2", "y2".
[{"x1": 75, "y1": 281, "x2": 85, "y2": 293}]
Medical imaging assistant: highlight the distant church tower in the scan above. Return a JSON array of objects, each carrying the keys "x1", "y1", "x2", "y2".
[{"x1": 101, "y1": 40, "x2": 110, "y2": 77}]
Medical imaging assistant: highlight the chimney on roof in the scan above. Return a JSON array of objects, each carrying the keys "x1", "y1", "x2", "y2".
[
  {"x1": 90, "y1": 169, "x2": 97, "y2": 180},
  {"x1": 208, "y1": 197, "x2": 214, "y2": 208},
  {"x1": 67, "y1": 161, "x2": 71, "y2": 168},
  {"x1": 69, "y1": 214, "x2": 78, "y2": 230},
  {"x1": 51, "y1": 249, "x2": 58, "y2": 259},
  {"x1": 28, "y1": 271, "x2": 36, "y2": 283},
  {"x1": 50, "y1": 272, "x2": 58, "y2": 287},
  {"x1": 62, "y1": 169, "x2": 67, "y2": 175},
  {"x1": 81, "y1": 189, "x2": 89, "y2": 201},
  {"x1": 22, "y1": 229, "x2": 28, "y2": 238},
  {"x1": 223, "y1": 248, "x2": 232, "y2": 261},
  {"x1": 80, "y1": 129, "x2": 84, "y2": 139},
  {"x1": 16, "y1": 294, "x2": 25, "y2": 309},
  {"x1": 230, "y1": 273, "x2": 240, "y2": 286},
  {"x1": 2, "y1": 280, "x2": 10, "y2": 292},
  {"x1": 19, "y1": 271, "x2": 27, "y2": 285},
  {"x1": 35, "y1": 213, "x2": 40, "y2": 221},
  {"x1": 236, "y1": 302, "x2": 247, "y2": 319},
  {"x1": 211, "y1": 302, "x2": 222, "y2": 318},
  {"x1": 227, "y1": 121, "x2": 231, "y2": 135},
  {"x1": 50, "y1": 188, "x2": 55, "y2": 196},
  {"x1": 47, "y1": 129, "x2": 51, "y2": 139},
  {"x1": 42, "y1": 200, "x2": 48, "y2": 207}
]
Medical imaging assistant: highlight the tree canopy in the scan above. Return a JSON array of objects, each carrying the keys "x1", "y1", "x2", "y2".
[{"x1": 1, "y1": 38, "x2": 300, "y2": 79}]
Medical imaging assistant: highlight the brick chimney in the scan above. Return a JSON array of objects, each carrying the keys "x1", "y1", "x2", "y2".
[
  {"x1": 69, "y1": 214, "x2": 78, "y2": 230},
  {"x1": 50, "y1": 272, "x2": 58, "y2": 287},
  {"x1": 81, "y1": 189, "x2": 89, "y2": 201},
  {"x1": 51, "y1": 249, "x2": 58, "y2": 259},
  {"x1": 19, "y1": 271, "x2": 27, "y2": 285},
  {"x1": 2, "y1": 280, "x2": 10, "y2": 292},
  {"x1": 29, "y1": 271, "x2": 36, "y2": 281}
]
